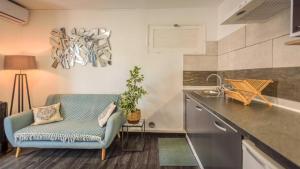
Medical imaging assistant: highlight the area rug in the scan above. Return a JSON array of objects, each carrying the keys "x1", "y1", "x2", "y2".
[{"x1": 158, "y1": 138, "x2": 198, "y2": 166}]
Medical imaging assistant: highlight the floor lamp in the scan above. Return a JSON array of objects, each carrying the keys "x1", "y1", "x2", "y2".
[{"x1": 4, "y1": 55, "x2": 37, "y2": 115}]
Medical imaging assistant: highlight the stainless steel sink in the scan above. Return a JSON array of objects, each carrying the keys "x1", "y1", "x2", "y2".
[{"x1": 193, "y1": 90, "x2": 221, "y2": 97}]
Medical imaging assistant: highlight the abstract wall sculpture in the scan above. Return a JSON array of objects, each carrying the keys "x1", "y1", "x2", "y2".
[{"x1": 49, "y1": 27, "x2": 112, "y2": 69}]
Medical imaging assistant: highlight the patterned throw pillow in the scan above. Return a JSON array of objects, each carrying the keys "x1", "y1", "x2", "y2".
[
  {"x1": 32, "y1": 103, "x2": 63, "y2": 125},
  {"x1": 98, "y1": 102, "x2": 116, "y2": 127}
]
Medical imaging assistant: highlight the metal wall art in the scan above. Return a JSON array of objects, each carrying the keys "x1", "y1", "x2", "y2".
[{"x1": 50, "y1": 27, "x2": 112, "y2": 69}]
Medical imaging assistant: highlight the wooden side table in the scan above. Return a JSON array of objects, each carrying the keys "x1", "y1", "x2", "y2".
[{"x1": 121, "y1": 119, "x2": 145, "y2": 151}]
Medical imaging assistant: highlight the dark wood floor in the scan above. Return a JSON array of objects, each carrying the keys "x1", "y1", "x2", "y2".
[{"x1": 0, "y1": 133, "x2": 199, "y2": 169}]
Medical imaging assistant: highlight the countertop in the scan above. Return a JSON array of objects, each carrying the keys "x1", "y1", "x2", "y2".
[{"x1": 184, "y1": 90, "x2": 300, "y2": 169}]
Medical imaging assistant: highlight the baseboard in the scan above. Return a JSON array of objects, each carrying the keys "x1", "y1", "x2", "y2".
[
  {"x1": 185, "y1": 134, "x2": 204, "y2": 169},
  {"x1": 147, "y1": 129, "x2": 185, "y2": 134},
  {"x1": 124, "y1": 129, "x2": 186, "y2": 134}
]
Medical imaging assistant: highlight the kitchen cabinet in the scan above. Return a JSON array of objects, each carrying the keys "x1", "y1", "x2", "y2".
[
  {"x1": 148, "y1": 25, "x2": 206, "y2": 54},
  {"x1": 185, "y1": 95, "x2": 242, "y2": 169}
]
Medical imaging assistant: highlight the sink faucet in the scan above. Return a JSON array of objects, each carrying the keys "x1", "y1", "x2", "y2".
[{"x1": 206, "y1": 73, "x2": 225, "y2": 96}]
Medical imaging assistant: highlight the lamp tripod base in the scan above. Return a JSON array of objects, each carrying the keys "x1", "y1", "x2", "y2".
[{"x1": 9, "y1": 74, "x2": 32, "y2": 116}]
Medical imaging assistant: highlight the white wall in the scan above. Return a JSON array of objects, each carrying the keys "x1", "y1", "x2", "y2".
[{"x1": 0, "y1": 8, "x2": 218, "y2": 132}]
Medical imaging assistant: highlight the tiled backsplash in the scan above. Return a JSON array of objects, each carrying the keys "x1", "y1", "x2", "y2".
[
  {"x1": 219, "y1": 67, "x2": 300, "y2": 102},
  {"x1": 218, "y1": 9, "x2": 300, "y2": 71},
  {"x1": 183, "y1": 41, "x2": 218, "y2": 71},
  {"x1": 183, "y1": 8, "x2": 300, "y2": 104},
  {"x1": 217, "y1": 8, "x2": 300, "y2": 103},
  {"x1": 183, "y1": 71, "x2": 217, "y2": 86},
  {"x1": 184, "y1": 67, "x2": 300, "y2": 103},
  {"x1": 183, "y1": 41, "x2": 218, "y2": 86}
]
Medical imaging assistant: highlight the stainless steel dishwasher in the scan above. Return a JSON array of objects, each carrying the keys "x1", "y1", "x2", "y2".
[{"x1": 185, "y1": 96, "x2": 242, "y2": 169}]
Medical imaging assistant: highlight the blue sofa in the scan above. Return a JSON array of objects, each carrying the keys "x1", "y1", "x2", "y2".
[{"x1": 4, "y1": 94, "x2": 125, "y2": 160}]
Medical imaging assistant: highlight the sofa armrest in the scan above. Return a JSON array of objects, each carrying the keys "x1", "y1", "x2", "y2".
[
  {"x1": 4, "y1": 111, "x2": 34, "y2": 147},
  {"x1": 103, "y1": 111, "x2": 125, "y2": 148}
]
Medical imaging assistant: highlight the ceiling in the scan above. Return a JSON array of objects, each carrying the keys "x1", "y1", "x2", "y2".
[{"x1": 12, "y1": 0, "x2": 224, "y2": 10}]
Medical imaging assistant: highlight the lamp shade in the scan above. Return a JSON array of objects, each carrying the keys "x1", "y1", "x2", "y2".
[{"x1": 4, "y1": 55, "x2": 37, "y2": 70}]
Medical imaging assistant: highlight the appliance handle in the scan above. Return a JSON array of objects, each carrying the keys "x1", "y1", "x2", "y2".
[
  {"x1": 195, "y1": 106, "x2": 203, "y2": 112},
  {"x1": 213, "y1": 121, "x2": 227, "y2": 132},
  {"x1": 204, "y1": 105, "x2": 238, "y2": 133}
]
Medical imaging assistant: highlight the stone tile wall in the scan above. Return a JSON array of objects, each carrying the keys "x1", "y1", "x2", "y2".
[
  {"x1": 217, "y1": 9, "x2": 300, "y2": 102},
  {"x1": 184, "y1": 9, "x2": 300, "y2": 103}
]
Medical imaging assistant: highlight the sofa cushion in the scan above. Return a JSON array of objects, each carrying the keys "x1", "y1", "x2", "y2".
[
  {"x1": 98, "y1": 102, "x2": 116, "y2": 127},
  {"x1": 32, "y1": 103, "x2": 63, "y2": 125},
  {"x1": 45, "y1": 94, "x2": 120, "y2": 121},
  {"x1": 14, "y1": 120, "x2": 105, "y2": 143}
]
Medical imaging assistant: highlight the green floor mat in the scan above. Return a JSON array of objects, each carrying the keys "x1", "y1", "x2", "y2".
[{"x1": 158, "y1": 138, "x2": 198, "y2": 166}]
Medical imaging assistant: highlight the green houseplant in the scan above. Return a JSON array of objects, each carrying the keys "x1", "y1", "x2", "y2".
[{"x1": 120, "y1": 66, "x2": 147, "y2": 124}]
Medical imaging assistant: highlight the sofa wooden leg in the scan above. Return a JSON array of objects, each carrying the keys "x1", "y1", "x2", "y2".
[
  {"x1": 101, "y1": 148, "x2": 106, "y2": 160},
  {"x1": 16, "y1": 147, "x2": 21, "y2": 158}
]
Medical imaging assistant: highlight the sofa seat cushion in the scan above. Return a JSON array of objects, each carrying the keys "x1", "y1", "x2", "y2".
[{"x1": 14, "y1": 120, "x2": 105, "y2": 143}]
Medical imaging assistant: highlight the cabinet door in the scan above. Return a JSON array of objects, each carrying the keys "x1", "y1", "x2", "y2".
[
  {"x1": 185, "y1": 97, "x2": 198, "y2": 135},
  {"x1": 148, "y1": 25, "x2": 206, "y2": 54},
  {"x1": 185, "y1": 96, "x2": 242, "y2": 169},
  {"x1": 208, "y1": 110, "x2": 242, "y2": 169},
  {"x1": 185, "y1": 97, "x2": 213, "y2": 167}
]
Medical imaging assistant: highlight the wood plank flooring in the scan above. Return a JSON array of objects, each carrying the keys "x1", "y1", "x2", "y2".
[{"x1": 0, "y1": 133, "x2": 199, "y2": 169}]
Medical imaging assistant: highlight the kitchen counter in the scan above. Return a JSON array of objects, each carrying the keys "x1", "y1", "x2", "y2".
[{"x1": 184, "y1": 90, "x2": 300, "y2": 169}]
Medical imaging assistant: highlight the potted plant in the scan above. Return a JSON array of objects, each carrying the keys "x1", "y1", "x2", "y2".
[{"x1": 120, "y1": 66, "x2": 147, "y2": 124}]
